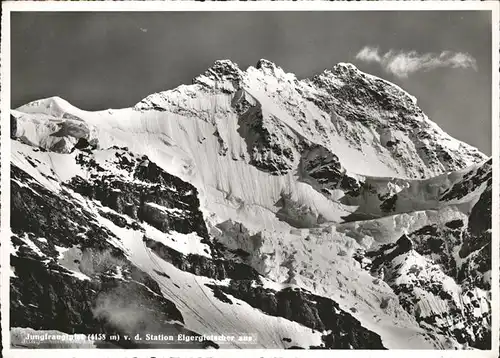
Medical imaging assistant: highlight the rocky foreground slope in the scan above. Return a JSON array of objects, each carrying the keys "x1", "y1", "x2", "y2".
[{"x1": 9, "y1": 60, "x2": 491, "y2": 349}]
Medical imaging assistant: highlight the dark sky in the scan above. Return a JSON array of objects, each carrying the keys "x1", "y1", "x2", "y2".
[{"x1": 11, "y1": 11, "x2": 492, "y2": 154}]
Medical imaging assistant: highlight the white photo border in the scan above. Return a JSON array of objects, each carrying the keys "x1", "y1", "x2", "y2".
[{"x1": 1, "y1": 2, "x2": 499, "y2": 358}]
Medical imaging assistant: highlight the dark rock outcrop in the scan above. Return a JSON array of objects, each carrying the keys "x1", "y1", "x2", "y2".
[
  {"x1": 10, "y1": 159, "x2": 212, "y2": 349},
  {"x1": 143, "y1": 237, "x2": 261, "y2": 281},
  {"x1": 209, "y1": 281, "x2": 386, "y2": 349}
]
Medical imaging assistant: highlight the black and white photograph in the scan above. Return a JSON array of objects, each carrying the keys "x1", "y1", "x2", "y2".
[{"x1": 1, "y1": 2, "x2": 499, "y2": 355}]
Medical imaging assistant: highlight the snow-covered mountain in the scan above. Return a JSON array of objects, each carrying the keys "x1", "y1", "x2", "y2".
[{"x1": 9, "y1": 59, "x2": 491, "y2": 349}]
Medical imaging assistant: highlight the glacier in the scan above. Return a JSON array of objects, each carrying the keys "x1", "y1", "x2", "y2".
[{"x1": 9, "y1": 59, "x2": 491, "y2": 350}]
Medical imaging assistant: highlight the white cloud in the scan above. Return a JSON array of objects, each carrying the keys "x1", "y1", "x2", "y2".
[
  {"x1": 355, "y1": 46, "x2": 382, "y2": 63},
  {"x1": 355, "y1": 46, "x2": 478, "y2": 78}
]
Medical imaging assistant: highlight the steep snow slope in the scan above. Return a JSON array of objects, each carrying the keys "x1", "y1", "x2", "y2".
[
  {"x1": 10, "y1": 141, "x2": 388, "y2": 349},
  {"x1": 137, "y1": 59, "x2": 485, "y2": 176},
  {"x1": 10, "y1": 60, "x2": 487, "y2": 230},
  {"x1": 9, "y1": 59, "x2": 492, "y2": 350}
]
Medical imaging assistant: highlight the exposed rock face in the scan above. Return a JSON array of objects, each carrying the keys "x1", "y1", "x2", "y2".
[
  {"x1": 300, "y1": 143, "x2": 361, "y2": 197},
  {"x1": 236, "y1": 104, "x2": 299, "y2": 175},
  {"x1": 132, "y1": 60, "x2": 485, "y2": 180},
  {"x1": 306, "y1": 63, "x2": 484, "y2": 176},
  {"x1": 143, "y1": 237, "x2": 261, "y2": 281},
  {"x1": 67, "y1": 149, "x2": 208, "y2": 240},
  {"x1": 440, "y1": 158, "x2": 492, "y2": 202},
  {"x1": 11, "y1": 163, "x2": 210, "y2": 348},
  {"x1": 10, "y1": 114, "x2": 17, "y2": 139},
  {"x1": 362, "y1": 188, "x2": 492, "y2": 349},
  {"x1": 9, "y1": 59, "x2": 491, "y2": 350},
  {"x1": 210, "y1": 281, "x2": 386, "y2": 349}
]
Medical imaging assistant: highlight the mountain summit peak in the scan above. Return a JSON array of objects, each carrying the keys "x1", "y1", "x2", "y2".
[
  {"x1": 207, "y1": 59, "x2": 242, "y2": 77},
  {"x1": 333, "y1": 62, "x2": 359, "y2": 71},
  {"x1": 192, "y1": 59, "x2": 243, "y2": 89},
  {"x1": 256, "y1": 58, "x2": 277, "y2": 69},
  {"x1": 16, "y1": 95, "x2": 83, "y2": 118},
  {"x1": 133, "y1": 57, "x2": 485, "y2": 179}
]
